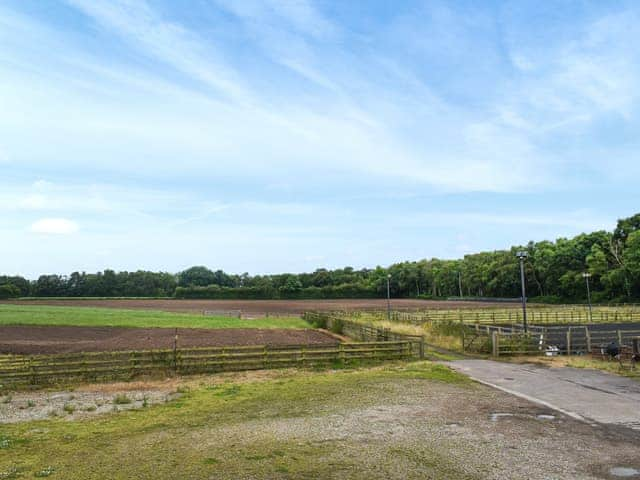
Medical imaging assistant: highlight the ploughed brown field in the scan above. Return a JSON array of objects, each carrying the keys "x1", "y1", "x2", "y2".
[
  {"x1": 2, "y1": 298, "x2": 512, "y2": 315},
  {"x1": 0, "y1": 326, "x2": 339, "y2": 355}
]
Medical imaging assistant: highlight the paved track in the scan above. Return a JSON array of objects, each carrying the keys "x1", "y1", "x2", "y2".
[{"x1": 449, "y1": 360, "x2": 640, "y2": 430}]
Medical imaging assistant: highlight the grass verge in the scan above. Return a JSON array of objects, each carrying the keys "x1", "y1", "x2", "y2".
[{"x1": 0, "y1": 305, "x2": 306, "y2": 329}]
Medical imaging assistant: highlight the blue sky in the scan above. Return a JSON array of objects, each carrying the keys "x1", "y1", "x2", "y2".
[{"x1": 2, "y1": 0, "x2": 640, "y2": 278}]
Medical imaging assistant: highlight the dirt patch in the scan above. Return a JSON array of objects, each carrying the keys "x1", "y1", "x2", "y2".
[
  {"x1": 1, "y1": 298, "x2": 513, "y2": 316},
  {"x1": 0, "y1": 386, "x2": 180, "y2": 423},
  {"x1": 0, "y1": 325, "x2": 338, "y2": 355},
  {"x1": 0, "y1": 369, "x2": 299, "y2": 424}
]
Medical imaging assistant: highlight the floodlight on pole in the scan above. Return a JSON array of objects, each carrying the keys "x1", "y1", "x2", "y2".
[
  {"x1": 516, "y1": 251, "x2": 528, "y2": 333},
  {"x1": 582, "y1": 272, "x2": 593, "y2": 323},
  {"x1": 386, "y1": 274, "x2": 392, "y2": 321}
]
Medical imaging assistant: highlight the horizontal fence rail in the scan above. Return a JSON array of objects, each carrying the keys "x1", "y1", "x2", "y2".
[
  {"x1": 313, "y1": 309, "x2": 640, "y2": 359},
  {"x1": 303, "y1": 312, "x2": 425, "y2": 359},
  {"x1": 0, "y1": 341, "x2": 414, "y2": 388},
  {"x1": 485, "y1": 327, "x2": 640, "y2": 357},
  {"x1": 202, "y1": 309, "x2": 242, "y2": 318},
  {"x1": 355, "y1": 308, "x2": 640, "y2": 325}
]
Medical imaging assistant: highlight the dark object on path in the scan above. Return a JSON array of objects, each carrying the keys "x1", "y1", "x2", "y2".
[
  {"x1": 602, "y1": 341, "x2": 623, "y2": 367},
  {"x1": 632, "y1": 354, "x2": 640, "y2": 370},
  {"x1": 604, "y1": 341, "x2": 620, "y2": 358}
]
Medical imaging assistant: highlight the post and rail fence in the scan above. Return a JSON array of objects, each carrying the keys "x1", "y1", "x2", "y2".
[
  {"x1": 345, "y1": 307, "x2": 640, "y2": 326},
  {"x1": 0, "y1": 341, "x2": 416, "y2": 388},
  {"x1": 308, "y1": 309, "x2": 640, "y2": 360},
  {"x1": 303, "y1": 311, "x2": 426, "y2": 359},
  {"x1": 482, "y1": 326, "x2": 640, "y2": 357}
]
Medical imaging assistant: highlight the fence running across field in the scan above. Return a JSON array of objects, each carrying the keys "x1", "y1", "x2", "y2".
[
  {"x1": 0, "y1": 341, "x2": 415, "y2": 388},
  {"x1": 478, "y1": 325, "x2": 640, "y2": 357},
  {"x1": 202, "y1": 309, "x2": 242, "y2": 318},
  {"x1": 316, "y1": 308, "x2": 640, "y2": 359},
  {"x1": 303, "y1": 311, "x2": 426, "y2": 358},
  {"x1": 357, "y1": 307, "x2": 640, "y2": 325}
]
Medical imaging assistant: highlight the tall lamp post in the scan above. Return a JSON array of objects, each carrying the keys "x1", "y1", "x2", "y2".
[
  {"x1": 516, "y1": 251, "x2": 528, "y2": 333},
  {"x1": 582, "y1": 272, "x2": 593, "y2": 323},
  {"x1": 386, "y1": 274, "x2": 391, "y2": 321}
]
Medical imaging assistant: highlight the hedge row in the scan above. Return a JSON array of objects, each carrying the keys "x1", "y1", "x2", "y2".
[{"x1": 174, "y1": 283, "x2": 378, "y2": 300}]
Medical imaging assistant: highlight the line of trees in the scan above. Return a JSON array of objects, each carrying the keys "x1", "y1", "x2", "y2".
[{"x1": 2, "y1": 213, "x2": 640, "y2": 303}]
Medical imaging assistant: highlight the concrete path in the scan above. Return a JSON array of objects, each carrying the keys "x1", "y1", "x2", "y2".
[{"x1": 449, "y1": 360, "x2": 640, "y2": 430}]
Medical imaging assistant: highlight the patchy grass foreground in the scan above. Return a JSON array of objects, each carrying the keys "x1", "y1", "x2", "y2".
[
  {"x1": 2, "y1": 362, "x2": 639, "y2": 480},
  {"x1": 1, "y1": 363, "x2": 472, "y2": 479},
  {"x1": 0, "y1": 305, "x2": 306, "y2": 329}
]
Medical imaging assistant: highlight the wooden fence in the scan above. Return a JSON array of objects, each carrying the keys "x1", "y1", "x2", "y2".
[
  {"x1": 0, "y1": 342, "x2": 414, "y2": 388},
  {"x1": 364, "y1": 308, "x2": 640, "y2": 325},
  {"x1": 303, "y1": 312, "x2": 425, "y2": 358},
  {"x1": 202, "y1": 309, "x2": 242, "y2": 318},
  {"x1": 486, "y1": 327, "x2": 640, "y2": 357}
]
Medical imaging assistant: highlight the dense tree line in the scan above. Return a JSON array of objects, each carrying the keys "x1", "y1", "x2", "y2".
[
  {"x1": 2, "y1": 213, "x2": 640, "y2": 303},
  {"x1": 0, "y1": 270, "x2": 176, "y2": 299}
]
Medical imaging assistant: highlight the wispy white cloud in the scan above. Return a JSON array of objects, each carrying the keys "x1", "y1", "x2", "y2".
[
  {"x1": 215, "y1": 0, "x2": 338, "y2": 40},
  {"x1": 501, "y1": 10, "x2": 640, "y2": 132},
  {"x1": 64, "y1": 0, "x2": 252, "y2": 104},
  {"x1": 1, "y1": 1, "x2": 639, "y2": 275},
  {"x1": 405, "y1": 210, "x2": 614, "y2": 232},
  {"x1": 30, "y1": 218, "x2": 79, "y2": 235},
  {"x1": 1, "y1": 0, "x2": 575, "y2": 194}
]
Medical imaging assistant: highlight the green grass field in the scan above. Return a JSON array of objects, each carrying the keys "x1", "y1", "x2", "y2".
[
  {"x1": 0, "y1": 305, "x2": 307, "y2": 329},
  {"x1": 0, "y1": 362, "x2": 471, "y2": 480}
]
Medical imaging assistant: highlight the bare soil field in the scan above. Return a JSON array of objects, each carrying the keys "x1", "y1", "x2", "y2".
[
  {"x1": 0, "y1": 325, "x2": 338, "y2": 355},
  {"x1": 1, "y1": 298, "x2": 511, "y2": 315}
]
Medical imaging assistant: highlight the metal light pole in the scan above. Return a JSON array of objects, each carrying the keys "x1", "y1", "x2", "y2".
[
  {"x1": 582, "y1": 272, "x2": 593, "y2": 323},
  {"x1": 386, "y1": 274, "x2": 391, "y2": 321},
  {"x1": 458, "y1": 271, "x2": 463, "y2": 298},
  {"x1": 516, "y1": 251, "x2": 528, "y2": 333}
]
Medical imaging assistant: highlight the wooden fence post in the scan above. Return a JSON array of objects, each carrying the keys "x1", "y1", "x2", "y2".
[
  {"x1": 492, "y1": 331, "x2": 499, "y2": 357},
  {"x1": 618, "y1": 330, "x2": 623, "y2": 346},
  {"x1": 29, "y1": 357, "x2": 36, "y2": 386},
  {"x1": 585, "y1": 326, "x2": 591, "y2": 353},
  {"x1": 173, "y1": 328, "x2": 179, "y2": 375}
]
